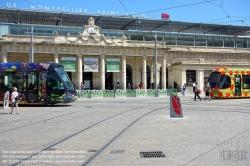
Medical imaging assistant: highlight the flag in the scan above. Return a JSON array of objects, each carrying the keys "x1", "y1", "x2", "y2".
[{"x1": 161, "y1": 13, "x2": 170, "y2": 19}]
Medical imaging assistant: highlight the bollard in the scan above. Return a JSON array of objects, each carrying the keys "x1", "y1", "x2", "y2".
[
  {"x1": 170, "y1": 93, "x2": 183, "y2": 118},
  {"x1": 3, "y1": 91, "x2": 10, "y2": 109}
]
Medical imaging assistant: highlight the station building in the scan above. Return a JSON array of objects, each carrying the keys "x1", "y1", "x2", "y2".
[{"x1": 0, "y1": 8, "x2": 250, "y2": 91}]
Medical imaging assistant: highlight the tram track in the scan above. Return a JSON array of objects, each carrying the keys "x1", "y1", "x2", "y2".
[
  {"x1": 0, "y1": 106, "x2": 98, "y2": 134},
  {"x1": 82, "y1": 106, "x2": 165, "y2": 166},
  {"x1": 9, "y1": 105, "x2": 157, "y2": 166},
  {"x1": 0, "y1": 107, "x2": 72, "y2": 125}
]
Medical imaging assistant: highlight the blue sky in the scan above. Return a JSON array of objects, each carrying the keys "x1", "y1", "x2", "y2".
[{"x1": 1, "y1": 0, "x2": 249, "y2": 26}]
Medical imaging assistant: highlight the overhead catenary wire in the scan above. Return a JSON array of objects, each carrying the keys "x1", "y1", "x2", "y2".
[
  {"x1": 205, "y1": 0, "x2": 247, "y2": 30},
  {"x1": 211, "y1": 18, "x2": 250, "y2": 25},
  {"x1": 118, "y1": 0, "x2": 130, "y2": 15},
  {"x1": 134, "y1": 0, "x2": 249, "y2": 34},
  {"x1": 134, "y1": 0, "x2": 217, "y2": 15},
  {"x1": 205, "y1": 16, "x2": 229, "y2": 24},
  {"x1": 132, "y1": 0, "x2": 249, "y2": 26}
]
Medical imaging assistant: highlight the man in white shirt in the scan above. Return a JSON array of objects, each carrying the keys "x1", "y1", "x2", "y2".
[{"x1": 193, "y1": 82, "x2": 196, "y2": 93}]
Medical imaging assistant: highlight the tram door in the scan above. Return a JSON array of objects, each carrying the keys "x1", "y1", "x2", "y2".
[
  {"x1": 235, "y1": 75, "x2": 241, "y2": 96},
  {"x1": 27, "y1": 72, "x2": 39, "y2": 103}
]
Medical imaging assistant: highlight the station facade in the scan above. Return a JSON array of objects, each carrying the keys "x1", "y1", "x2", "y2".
[{"x1": 0, "y1": 8, "x2": 250, "y2": 91}]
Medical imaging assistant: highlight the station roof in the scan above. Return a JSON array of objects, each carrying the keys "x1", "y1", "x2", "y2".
[{"x1": 0, "y1": 8, "x2": 250, "y2": 36}]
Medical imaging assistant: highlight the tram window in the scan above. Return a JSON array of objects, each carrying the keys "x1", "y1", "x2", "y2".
[
  {"x1": 218, "y1": 75, "x2": 231, "y2": 89},
  {"x1": 27, "y1": 72, "x2": 38, "y2": 92},
  {"x1": 3, "y1": 72, "x2": 23, "y2": 91},
  {"x1": 242, "y1": 75, "x2": 250, "y2": 89},
  {"x1": 56, "y1": 67, "x2": 74, "y2": 90},
  {"x1": 47, "y1": 70, "x2": 64, "y2": 90},
  {"x1": 208, "y1": 72, "x2": 220, "y2": 88}
]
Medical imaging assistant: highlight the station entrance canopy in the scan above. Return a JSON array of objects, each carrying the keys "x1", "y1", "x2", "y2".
[{"x1": 0, "y1": 8, "x2": 249, "y2": 36}]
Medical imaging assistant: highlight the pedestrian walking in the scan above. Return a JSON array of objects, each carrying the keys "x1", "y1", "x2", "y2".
[
  {"x1": 193, "y1": 81, "x2": 196, "y2": 93},
  {"x1": 10, "y1": 87, "x2": 19, "y2": 114},
  {"x1": 182, "y1": 83, "x2": 187, "y2": 97},
  {"x1": 204, "y1": 82, "x2": 211, "y2": 101},
  {"x1": 194, "y1": 82, "x2": 201, "y2": 101}
]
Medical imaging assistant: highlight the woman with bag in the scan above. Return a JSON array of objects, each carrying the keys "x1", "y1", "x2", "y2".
[
  {"x1": 10, "y1": 87, "x2": 19, "y2": 115},
  {"x1": 182, "y1": 83, "x2": 186, "y2": 97}
]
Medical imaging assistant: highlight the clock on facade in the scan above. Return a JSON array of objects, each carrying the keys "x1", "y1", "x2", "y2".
[{"x1": 88, "y1": 27, "x2": 95, "y2": 33}]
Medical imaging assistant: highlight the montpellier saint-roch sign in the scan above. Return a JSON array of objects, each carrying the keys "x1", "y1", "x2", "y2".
[{"x1": 5, "y1": 2, "x2": 146, "y2": 18}]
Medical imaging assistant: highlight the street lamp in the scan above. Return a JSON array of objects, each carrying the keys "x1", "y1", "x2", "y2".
[{"x1": 154, "y1": 33, "x2": 157, "y2": 90}]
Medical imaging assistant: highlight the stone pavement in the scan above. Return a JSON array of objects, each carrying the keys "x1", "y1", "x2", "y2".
[{"x1": 0, "y1": 96, "x2": 249, "y2": 166}]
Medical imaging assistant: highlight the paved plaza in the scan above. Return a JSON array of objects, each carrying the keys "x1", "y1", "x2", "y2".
[{"x1": 0, "y1": 94, "x2": 249, "y2": 166}]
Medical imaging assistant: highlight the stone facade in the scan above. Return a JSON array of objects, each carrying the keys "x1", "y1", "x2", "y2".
[{"x1": 1, "y1": 17, "x2": 250, "y2": 91}]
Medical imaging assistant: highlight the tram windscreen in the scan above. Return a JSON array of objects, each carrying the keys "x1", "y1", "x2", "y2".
[
  {"x1": 217, "y1": 75, "x2": 231, "y2": 89},
  {"x1": 208, "y1": 72, "x2": 220, "y2": 88},
  {"x1": 56, "y1": 67, "x2": 74, "y2": 91}
]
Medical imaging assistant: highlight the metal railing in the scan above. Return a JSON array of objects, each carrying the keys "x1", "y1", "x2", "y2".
[{"x1": 77, "y1": 89, "x2": 177, "y2": 98}]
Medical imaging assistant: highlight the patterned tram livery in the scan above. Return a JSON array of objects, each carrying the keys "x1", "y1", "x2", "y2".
[
  {"x1": 0, "y1": 62, "x2": 77, "y2": 105},
  {"x1": 208, "y1": 67, "x2": 250, "y2": 98}
]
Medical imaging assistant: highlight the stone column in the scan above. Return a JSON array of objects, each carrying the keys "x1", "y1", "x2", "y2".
[
  {"x1": 100, "y1": 55, "x2": 105, "y2": 90},
  {"x1": 77, "y1": 54, "x2": 83, "y2": 90},
  {"x1": 121, "y1": 55, "x2": 126, "y2": 90},
  {"x1": 181, "y1": 69, "x2": 186, "y2": 88},
  {"x1": 28, "y1": 53, "x2": 31, "y2": 62},
  {"x1": 53, "y1": 53, "x2": 59, "y2": 63},
  {"x1": 150, "y1": 66, "x2": 153, "y2": 89},
  {"x1": 196, "y1": 69, "x2": 204, "y2": 90},
  {"x1": 142, "y1": 55, "x2": 147, "y2": 89},
  {"x1": 161, "y1": 55, "x2": 166, "y2": 89},
  {"x1": 1, "y1": 51, "x2": 7, "y2": 63}
]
